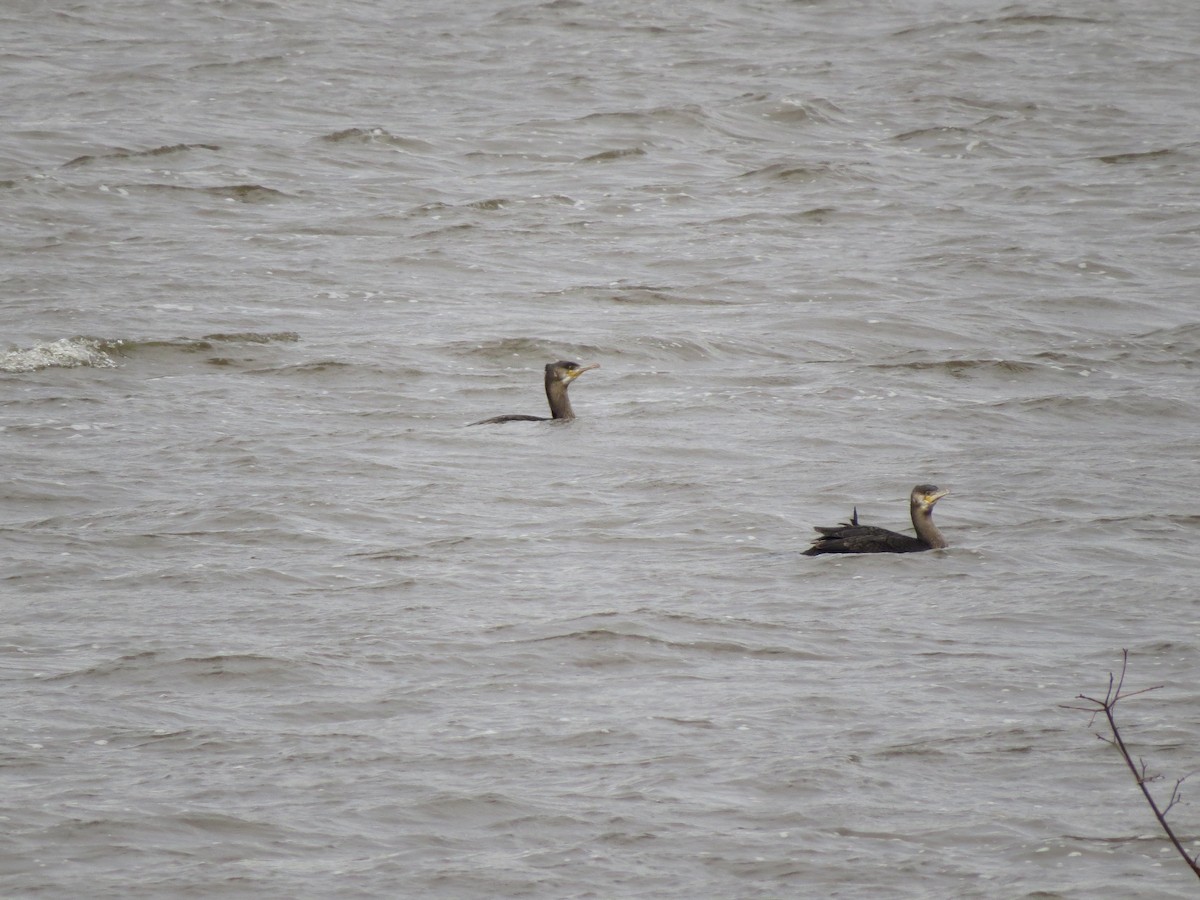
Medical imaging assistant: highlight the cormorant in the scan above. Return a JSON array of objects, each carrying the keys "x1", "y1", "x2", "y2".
[
  {"x1": 803, "y1": 484, "x2": 950, "y2": 555},
  {"x1": 468, "y1": 360, "x2": 599, "y2": 425}
]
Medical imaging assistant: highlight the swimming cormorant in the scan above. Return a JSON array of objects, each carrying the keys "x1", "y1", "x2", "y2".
[
  {"x1": 468, "y1": 360, "x2": 599, "y2": 425},
  {"x1": 803, "y1": 484, "x2": 950, "y2": 555}
]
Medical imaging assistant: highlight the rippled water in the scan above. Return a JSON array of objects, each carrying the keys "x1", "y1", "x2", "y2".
[{"x1": 4, "y1": 1, "x2": 1200, "y2": 897}]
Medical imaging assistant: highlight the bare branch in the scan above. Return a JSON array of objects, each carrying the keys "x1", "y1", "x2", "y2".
[
  {"x1": 1164, "y1": 782, "x2": 1183, "y2": 817},
  {"x1": 1067, "y1": 650, "x2": 1200, "y2": 880}
]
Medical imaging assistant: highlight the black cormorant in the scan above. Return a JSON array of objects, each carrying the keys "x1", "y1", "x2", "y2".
[
  {"x1": 803, "y1": 484, "x2": 950, "y2": 555},
  {"x1": 468, "y1": 360, "x2": 599, "y2": 425}
]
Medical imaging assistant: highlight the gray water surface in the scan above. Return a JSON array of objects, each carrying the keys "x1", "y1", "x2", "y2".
[{"x1": 3, "y1": 1, "x2": 1200, "y2": 897}]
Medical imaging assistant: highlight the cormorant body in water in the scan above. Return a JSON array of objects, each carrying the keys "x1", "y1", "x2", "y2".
[
  {"x1": 803, "y1": 484, "x2": 949, "y2": 555},
  {"x1": 468, "y1": 360, "x2": 598, "y2": 425}
]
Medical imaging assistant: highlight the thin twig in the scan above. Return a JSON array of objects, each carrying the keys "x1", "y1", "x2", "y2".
[{"x1": 1063, "y1": 650, "x2": 1200, "y2": 880}]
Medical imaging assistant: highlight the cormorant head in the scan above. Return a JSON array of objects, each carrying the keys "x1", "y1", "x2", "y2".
[
  {"x1": 911, "y1": 484, "x2": 949, "y2": 510},
  {"x1": 547, "y1": 360, "x2": 599, "y2": 383}
]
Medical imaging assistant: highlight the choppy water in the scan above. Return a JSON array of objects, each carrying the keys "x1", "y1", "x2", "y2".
[{"x1": 3, "y1": 1, "x2": 1200, "y2": 897}]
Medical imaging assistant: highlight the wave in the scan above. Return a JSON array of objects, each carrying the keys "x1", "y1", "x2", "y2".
[
  {"x1": 738, "y1": 160, "x2": 878, "y2": 184},
  {"x1": 61, "y1": 143, "x2": 221, "y2": 168},
  {"x1": 1094, "y1": 147, "x2": 1175, "y2": 165},
  {"x1": 578, "y1": 147, "x2": 646, "y2": 163},
  {"x1": 0, "y1": 337, "x2": 118, "y2": 373},
  {"x1": 1, "y1": 333, "x2": 299, "y2": 374},
  {"x1": 514, "y1": 626, "x2": 827, "y2": 662},
  {"x1": 43, "y1": 651, "x2": 312, "y2": 683},
  {"x1": 864, "y1": 356, "x2": 1045, "y2": 376},
  {"x1": 536, "y1": 283, "x2": 732, "y2": 307},
  {"x1": 443, "y1": 336, "x2": 603, "y2": 361},
  {"x1": 317, "y1": 127, "x2": 435, "y2": 152},
  {"x1": 99, "y1": 182, "x2": 290, "y2": 203}
]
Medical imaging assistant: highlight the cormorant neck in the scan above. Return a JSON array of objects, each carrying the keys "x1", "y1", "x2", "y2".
[
  {"x1": 545, "y1": 374, "x2": 575, "y2": 420},
  {"x1": 911, "y1": 506, "x2": 947, "y2": 549}
]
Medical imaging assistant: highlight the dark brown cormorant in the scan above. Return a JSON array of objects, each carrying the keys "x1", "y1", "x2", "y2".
[
  {"x1": 803, "y1": 484, "x2": 950, "y2": 555},
  {"x1": 468, "y1": 360, "x2": 599, "y2": 425}
]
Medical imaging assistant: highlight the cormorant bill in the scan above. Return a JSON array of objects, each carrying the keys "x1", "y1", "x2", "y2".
[
  {"x1": 803, "y1": 484, "x2": 950, "y2": 555},
  {"x1": 468, "y1": 360, "x2": 599, "y2": 425}
]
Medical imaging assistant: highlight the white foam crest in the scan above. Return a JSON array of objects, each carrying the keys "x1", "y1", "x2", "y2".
[{"x1": 0, "y1": 338, "x2": 119, "y2": 373}]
